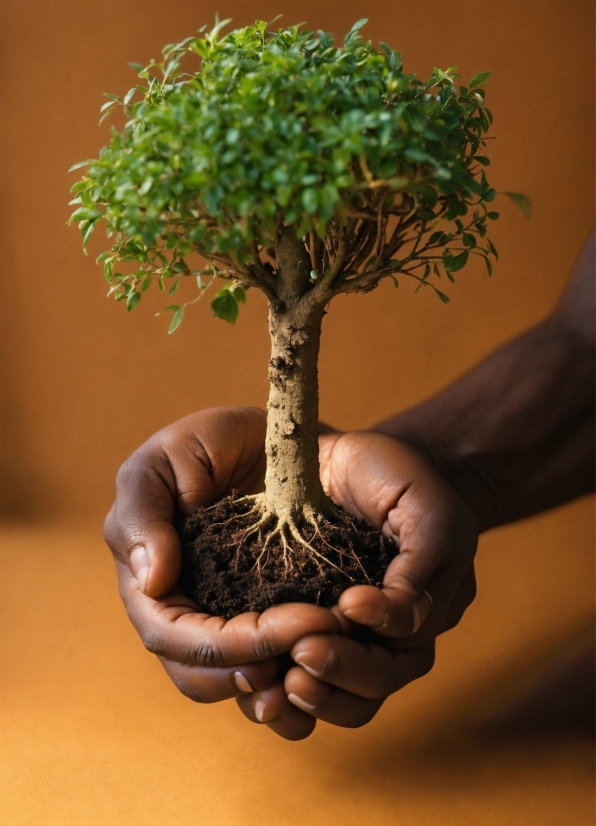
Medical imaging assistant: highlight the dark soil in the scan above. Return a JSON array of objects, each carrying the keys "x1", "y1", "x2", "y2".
[{"x1": 177, "y1": 493, "x2": 396, "y2": 619}]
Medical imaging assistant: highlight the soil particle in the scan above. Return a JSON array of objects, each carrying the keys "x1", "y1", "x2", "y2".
[{"x1": 177, "y1": 493, "x2": 396, "y2": 619}]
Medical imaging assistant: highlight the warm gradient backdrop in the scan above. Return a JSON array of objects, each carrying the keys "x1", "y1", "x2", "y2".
[{"x1": 1, "y1": 1, "x2": 594, "y2": 824}]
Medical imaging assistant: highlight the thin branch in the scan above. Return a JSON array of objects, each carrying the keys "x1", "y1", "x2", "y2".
[
  {"x1": 342, "y1": 220, "x2": 378, "y2": 276},
  {"x1": 239, "y1": 263, "x2": 278, "y2": 303},
  {"x1": 308, "y1": 230, "x2": 318, "y2": 273},
  {"x1": 317, "y1": 227, "x2": 348, "y2": 293}
]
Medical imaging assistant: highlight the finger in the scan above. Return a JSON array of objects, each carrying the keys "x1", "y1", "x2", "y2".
[
  {"x1": 117, "y1": 561, "x2": 341, "y2": 667},
  {"x1": 285, "y1": 668, "x2": 383, "y2": 728},
  {"x1": 236, "y1": 682, "x2": 316, "y2": 740},
  {"x1": 290, "y1": 634, "x2": 435, "y2": 699},
  {"x1": 160, "y1": 656, "x2": 279, "y2": 704},
  {"x1": 385, "y1": 562, "x2": 478, "y2": 649},
  {"x1": 339, "y1": 583, "x2": 434, "y2": 639}
]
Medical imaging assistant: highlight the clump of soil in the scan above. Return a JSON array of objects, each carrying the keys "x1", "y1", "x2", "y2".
[{"x1": 177, "y1": 493, "x2": 396, "y2": 619}]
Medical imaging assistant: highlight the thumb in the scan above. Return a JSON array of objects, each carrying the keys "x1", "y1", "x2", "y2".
[{"x1": 103, "y1": 446, "x2": 188, "y2": 599}]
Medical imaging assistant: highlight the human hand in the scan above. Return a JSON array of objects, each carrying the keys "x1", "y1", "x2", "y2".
[
  {"x1": 103, "y1": 406, "x2": 341, "y2": 739},
  {"x1": 237, "y1": 430, "x2": 478, "y2": 735}
]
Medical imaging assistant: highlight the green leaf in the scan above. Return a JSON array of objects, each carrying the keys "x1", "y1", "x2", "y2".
[
  {"x1": 126, "y1": 291, "x2": 141, "y2": 312},
  {"x1": 350, "y1": 18, "x2": 368, "y2": 32},
  {"x1": 68, "y1": 160, "x2": 91, "y2": 172},
  {"x1": 69, "y1": 207, "x2": 102, "y2": 223},
  {"x1": 70, "y1": 180, "x2": 93, "y2": 194},
  {"x1": 67, "y1": 20, "x2": 505, "y2": 321},
  {"x1": 469, "y1": 72, "x2": 491, "y2": 89},
  {"x1": 444, "y1": 249, "x2": 469, "y2": 272},
  {"x1": 502, "y1": 191, "x2": 531, "y2": 218},
  {"x1": 211, "y1": 289, "x2": 239, "y2": 324},
  {"x1": 487, "y1": 211, "x2": 500, "y2": 220},
  {"x1": 389, "y1": 51, "x2": 402, "y2": 70},
  {"x1": 483, "y1": 255, "x2": 493, "y2": 276},
  {"x1": 434, "y1": 288, "x2": 450, "y2": 304},
  {"x1": 168, "y1": 306, "x2": 184, "y2": 333},
  {"x1": 81, "y1": 219, "x2": 96, "y2": 252}
]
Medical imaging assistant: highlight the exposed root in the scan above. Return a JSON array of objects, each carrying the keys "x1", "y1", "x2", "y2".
[
  {"x1": 178, "y1": 492, "x2": 393, "y2": 617},
  {"x1": 201, "y1": 493, "x2": 263, "y2": 516},
  {"x1": 211, "y1": 503, "x2": 262, "y2": 529},
  {"x1": 244, "y1": 506, "x2": 358, "y2": 583}
]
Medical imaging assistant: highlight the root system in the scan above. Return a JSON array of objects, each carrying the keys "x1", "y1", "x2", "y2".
[{"x1": 177, "y1": 492, "x2": 396, "y2": 619}]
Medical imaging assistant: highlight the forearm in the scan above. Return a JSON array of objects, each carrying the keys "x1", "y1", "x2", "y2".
[{"x1": 376, "y1": 236, "x2": 595, "y2": 531}]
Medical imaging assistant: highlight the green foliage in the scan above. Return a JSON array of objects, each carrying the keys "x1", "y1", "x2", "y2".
[{"x1": 68, "y1": 18, "x2": 519, "y2": 324}]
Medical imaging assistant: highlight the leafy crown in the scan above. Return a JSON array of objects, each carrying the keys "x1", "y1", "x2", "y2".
[{"x1": 69, "y1": 18, "x2": 528, "y2": 330}]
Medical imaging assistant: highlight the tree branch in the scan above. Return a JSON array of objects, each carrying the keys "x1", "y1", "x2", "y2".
[{"x1": 317, "y1": 226, "x2": 348, "y2": 294}]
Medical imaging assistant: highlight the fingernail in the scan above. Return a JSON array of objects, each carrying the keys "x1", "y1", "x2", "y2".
[
  {"x1": 254, "y1": 699, "x2": 275, "y2": 723},
  {"x1": 412, "y1": 591, "x2": 433, "y2": 633},
  {"x1": 292, "y1": 652, "x2": 319, "y2": 678},
  {"x1": 343, "y1": 607, "x2": 389, "y2": 629},
  {"x1": 130, "y1": 547, "x2": 151, "y2": 594},
  {"x1": 233, "y1": 671, "x2": 254, "y2": 694},
  {"x1": 288, "y1": 693, "x2": 316, "y2": 713}
]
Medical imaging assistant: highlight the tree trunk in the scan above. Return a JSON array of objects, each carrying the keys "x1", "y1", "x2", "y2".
[{"x1": 263, "y1": 299, "x2": 330, "y2": 524}]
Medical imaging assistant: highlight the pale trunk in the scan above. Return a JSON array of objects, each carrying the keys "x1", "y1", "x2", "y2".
[{"x1": 264, "y1": 301, "x2": 329, "y2": 522}]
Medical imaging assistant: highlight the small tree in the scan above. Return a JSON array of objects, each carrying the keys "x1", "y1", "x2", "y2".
[{"x1": 70, "y1": 19, "x2": 524, "y2": 557}]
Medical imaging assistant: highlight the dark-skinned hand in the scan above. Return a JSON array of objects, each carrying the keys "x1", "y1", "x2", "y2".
[{"x1": 104, "y1": 406, "x2": 478, "y2": 740}]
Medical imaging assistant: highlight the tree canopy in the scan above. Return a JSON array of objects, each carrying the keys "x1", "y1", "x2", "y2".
[{"x1": 69, "y1": 18, "x2": 527, "y2": 330}]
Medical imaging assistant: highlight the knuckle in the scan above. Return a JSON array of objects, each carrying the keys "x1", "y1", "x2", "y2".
[
  {"x1": 252, "y1": 636, "x2": 276, "y2": 661},
  {"x1": 345, "y1": 703, "x2": 382, "y2": 729},
  {"x1": 140, "y1": 629, "x2": 165, "y2": 656},
  {"x1": 189, "y1": 640, "x2": 224, "y2": 668},
  {"x1": 372, "y1": 670, "x2": 402, "y2": 699},
  {"x1": 115, "y1": 456, "x2": 137, "y2": 490},
  {"x1": 419, "y1": 646, "x2": 436, "y2": 677},
  {"x1": 102, "y1": 509, "x2": 117, "y2": 549},
  {"x1": 441, "y1": 610, "x2": 466, "y2": 633}
]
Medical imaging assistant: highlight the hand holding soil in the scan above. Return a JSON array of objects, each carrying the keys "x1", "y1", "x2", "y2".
[
  {"x1": 104, "y1": 406, "x2": 478, "y2": 740},
  {"x1": 239, "y1": 429, "x2": 478, "y2": 738}
]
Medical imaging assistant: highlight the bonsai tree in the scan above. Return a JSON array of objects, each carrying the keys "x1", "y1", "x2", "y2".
[{"x1": 69, "y1": 18, "x2": 526, "y2": 615}]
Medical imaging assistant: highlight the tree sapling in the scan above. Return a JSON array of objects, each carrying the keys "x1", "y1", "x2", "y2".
[{"x1": 69, "y1": 19, "x2": 527, "y2": 617}]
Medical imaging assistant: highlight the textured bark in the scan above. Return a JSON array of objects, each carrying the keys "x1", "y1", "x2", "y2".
[{"x1": 262, "y1": 227, "x2": 331, "y2": 523}]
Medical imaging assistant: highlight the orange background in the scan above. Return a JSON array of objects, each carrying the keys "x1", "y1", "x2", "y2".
[{"x1": 1, "y1": 1, "x2": 594, "y2": 824}]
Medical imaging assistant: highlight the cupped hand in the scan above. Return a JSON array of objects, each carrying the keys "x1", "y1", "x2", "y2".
[
  {"x1": 238, "y1": 430, "x2": 478, "y2": 734},
  {"x1": 104, "y1": 406, "x2": 341, "y2": 739}
]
